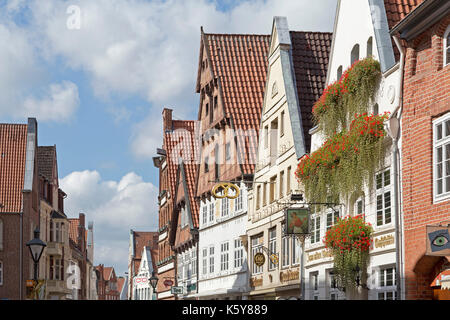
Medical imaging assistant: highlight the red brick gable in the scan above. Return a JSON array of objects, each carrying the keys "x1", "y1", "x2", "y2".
[{"x1": 0, "y1": 124, "x2": 27, "y2": 213}]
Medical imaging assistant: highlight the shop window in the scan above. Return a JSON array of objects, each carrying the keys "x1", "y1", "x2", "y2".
[{"x1": 433, "y1": 112, "x2": 450, "y2": 202}]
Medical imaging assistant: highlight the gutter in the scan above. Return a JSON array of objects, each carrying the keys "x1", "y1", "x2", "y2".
[{"x1": 385, "y1": 34, "x2": 405, "y2": 300}]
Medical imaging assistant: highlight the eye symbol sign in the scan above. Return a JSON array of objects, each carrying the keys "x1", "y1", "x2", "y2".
[
  {"x1": 212, "y1": 183, "x2": 240, "y2": 199},
  {"x1": 428, "y1": 229, "x2": 450, "y2": 252}
]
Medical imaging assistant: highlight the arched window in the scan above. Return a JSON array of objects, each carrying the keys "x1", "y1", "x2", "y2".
[
  {"x1": 444, "y1": 25, "x2": 450, "y2": 66},
  {"x1": 367, "y1": 37, "x2": 373, "y2": 57},
  {"x1": 373, "y1": 103, "x2": 379, "y2": 115},
  {"x1": 351, "y1": 44, "x2": 360, "y2": 65},
  {"x1": 337, "y1": 66, "x2": 343, "y2": 80}
]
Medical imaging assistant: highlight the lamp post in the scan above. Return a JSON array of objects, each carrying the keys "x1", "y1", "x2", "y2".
[
  {"x1": 26, "y1": 228, "x2": 47, "y2": 299},
  {"x1": 149, "y1": 271, "x2": 159, "y2": 300}
]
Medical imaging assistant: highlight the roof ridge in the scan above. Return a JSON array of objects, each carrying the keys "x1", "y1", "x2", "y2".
[{"x1": 203, "y1": 32, "x2": 270, "y2": 37}]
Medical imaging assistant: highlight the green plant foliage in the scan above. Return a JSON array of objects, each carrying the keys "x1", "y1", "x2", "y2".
[
  {"x1": 324, "y1": 215, "x2": 373, "y2": 289},
  {"x1": 312, "y1": 58, "x2": 381, "y2": 138}
]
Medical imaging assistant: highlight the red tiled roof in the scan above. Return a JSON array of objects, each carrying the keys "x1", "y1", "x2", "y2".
[
  {"x1": 133, "y1": 231, "x2": 158, "y2": 261},
  {"x1": 290, "y1": 31, "x2": 333, "y2": 153},
  {"x1": 68, "y1": 218, "x2": 79, "y2": 243},
  {"x1": 203, "y1": 33, "x2": 270, "y2": 174},
  {"x1": 164, "y1": 120, "x2": 200, "y2": 227},
  {"x1": 384, "y1": 0, "x2": 424, "y2": 30},
  {"x1": 0, "y1": 124, "x2": 27, "y2": 213},
  {"x1": 37, "y1": 146, "x2": 56, "y2": 180}
]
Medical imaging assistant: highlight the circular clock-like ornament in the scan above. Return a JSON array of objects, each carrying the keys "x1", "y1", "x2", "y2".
[{"x1": 387, "y1": 85, "x2": 396, "y2": 104}]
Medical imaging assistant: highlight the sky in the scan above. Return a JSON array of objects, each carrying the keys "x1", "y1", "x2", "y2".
[{"x1": 0, "y1": 0, "x2": 337, "y2": 276}]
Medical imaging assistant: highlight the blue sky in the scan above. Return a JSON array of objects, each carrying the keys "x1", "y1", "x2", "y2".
[{"x1": 0, "y1": 0, "x2": 336, "y2": 276}]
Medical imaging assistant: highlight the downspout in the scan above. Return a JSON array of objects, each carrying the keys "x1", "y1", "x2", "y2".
[
  {"x1": 387, "y1": 34, "x2": 404, "y2": 300},
  {"x1": 20, "y1": 211, "x2": 23, "y2": 300}
]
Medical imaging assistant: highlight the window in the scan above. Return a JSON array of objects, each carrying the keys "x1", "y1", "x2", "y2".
[
  {"x1": 0, "y1": 261, "x2": 3, "y2": 285},
  {"x1": 444, "y1": 25, "x2": 450, "y2": 66},
  {"x1": 337, "y1": 65, "x2": 343, "y2": 80},
  {"x1": 220, "y1": 242, "x2": 229, "y2": 272},
  {"x1": 311, "y1": 272, "x2": 319, "y2": 299},
  {"x1": 256, "y1": 185, "x2": 261, "y2": 210},
  {"x1": 209, "y1": 201, "x2": 215, "y2": 223},
  {"x1": 177, "y1": 254, "x2": 183, "y2": 281},
  {"x1": 221, "y1": 198, "x2": 229, "y2": 217},
  {"x1": 204, "y1": 157, "x2": 209, "y2": 173},
  {"x1": 235, "y1": 189, "x2": 243, "y2": 212},
  {"x1": 205, "y1": 102, "x2": 209, "y2": 116},
  {"x1": 292, "y1": 236, "x2": 301, "y2": 265},
  {"x1": 263, "y1": 183, "x2": 267, "y2": 206},
  {"x1": 351, "y1": 44, "x2": 360, "y2": 65},
  {"x1": 326, "y1": 209, "x2": 340, "y2": 231},
  {"x1": 191, "y1": 248, "x2": 197, "y2": 276},
  {"x1": 376, "y1": 169, "x2": 392, "y2": 226},
  {"x1": 270, "y1": 119, "x2": 278, "y2": 165},
  {"x1": 209, "y1": 246, "x2": 215, "y2": 274},
  {"x1": 50, "y1": 256, "x2": 62, "y2": 280},
  {"x1": 251, "y1": 234, "x2": 263, "y2": 274},
  {"x1": 310, "y1": 216, "x2": 321, "y2": 244},
  {"x1": 356, "y1": 198, "x2": 364, "y2": 216},
  {"x1": 214, "y1": 96, "x2": 218, "y2": 109},
  {"x1": 328, "y1": 270, "x2": 339, "y2": 300},
  {"x1": 282, "y1": 236, "x2": 290, "y2": 268},
  {"x1": 268, "y1": 228, "x2": 277, "y2": 270},
  {"x1": 0, "y1": 219, "x2": 3, "y2": 251},
  {"x1": 287, "y1": 166, "x2": 291, "y2": 194},
  {"x1": 373, "y1": 103, "x2": 379, "y2": 115},
  {"x1": 378, "y1": 267, "x2": 396, "y2": 300},
  {"x1": 269, "y1": 176, "x2": 276, "y2": 203},
  {"x1": 264, "y1": 125, "x2": 269, "y2": 149},
  {"x1": 214, "y1": 145, "x2": 220, "y2": 178},
  {"x1": 185, "y1": 252, "x2": 191, "y2": 279},
  {"x1": 367, "y1": 37, "x2": 373, "y2": 57},
  {"x1": 280, "y1": 111, "x2": 285, "y2": 136},
  {"x1": 202, "y1": 205, "x2": 207, "y2": 225},
  {"x1": 225, "y1": 142, "x2": 231, "y2": 161},
  {"x1": 434, "y1": 113, "x2": 450, "y2": 201},
  {"x1": 279, "y1": 171, "x2": 284, "y2": 198},
  {"x1": 234, "y1": 239, "x2": 244, "y2": 269}
]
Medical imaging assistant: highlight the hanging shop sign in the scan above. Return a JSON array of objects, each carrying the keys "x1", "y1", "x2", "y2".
[
  {"x1": 269, "y1": 253, "x2": 279, "y2": 266},
  {"x1": 285, "y1": 208, "x2": 310, "y2": 235},
  {"x1": 426, "y1": 224, "x2": 450, "y2": 256},
  {"x1": 212, "y1": 182, "x2": 240, "y2": 199},
  {"x1": 254, "y1": 252, "x2": 266, "y2": 267},
  {"x1": 163, "y1": 279, "x2": 174, "y2": 287},
  {"x1": 171, "y1": 286, "x2": 183, "y2": 294}
]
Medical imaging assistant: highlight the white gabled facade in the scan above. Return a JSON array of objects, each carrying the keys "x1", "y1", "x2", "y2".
[
  {"x1": 132, "y1": 247, "x2": 156, "y2": 300},
  {"x1": 195, "y1": 182, "x2": 250, "y2": 299},
  {"x1": 305, "y1": 0, "x2": 404, "y2": 300}
]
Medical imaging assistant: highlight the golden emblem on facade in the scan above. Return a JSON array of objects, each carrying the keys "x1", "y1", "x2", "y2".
[{"x1": 212, "y1": 182, "x2": 240, "y2": 199}]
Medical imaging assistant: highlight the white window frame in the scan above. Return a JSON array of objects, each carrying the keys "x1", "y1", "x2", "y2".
[
  {"x1": 235, "y1": 189, "x2": 243, "y2": 212},
  {"x1": 209, "y1": 201, "x2": 215, "y2": 223},
  {"x1": 433, "y1": 112, "x2": 450, "y2": 202},
  {"x1": 376, "y1": 169, "x2": 392, "y2": 227},
  {"x1": 268, "y1": 228, "x2": 277, "y2": 270},
  {"x1": 292, "y1": 236, "x2": 301, "y2": 266},
  {"x1": 220, "y1": 241, "x2": 229, "y2": 272},
  {"x1": 202, "y1": 248, "x2": 208, "y2": 276},
  {"x1": 234, "y1": 239, "x2": 244, "y2": 269},
  {"x1": 377, "y1": 266, "x2": 397, "y2": 300},
  {"x1": 281, "y1": 236, "x2": 290, "y2": 268},
  {"x1": 326, "y1": 208, "x2": 340, "y2": 231},
  {"x1": 311, "y1": 272, "x2": 319, "y2": 300},
  {"x1": 444, "y1": 25, "x2": 450, "y2": 67},
  {"x1": 221, "y1": 198, "x2": 229, "y2": 218},
  {"x1": 191, "y1": 247, "x2": 197, "y2": 276},
  {"x1": 251, "y1": 235, "x2": 263, "y2": 275},
  {"x1": 209, "y1": 246, "x2": 215, "y2": 274},
  {"x1": 202, "y1": 205, "x2": 207, "y2": 226},
  {"x1": 310, "y1": 216, "x2": 321, "y2": 244},
  {"x1": 355, "y1": 197, "x2": 365, "y2": 216}
]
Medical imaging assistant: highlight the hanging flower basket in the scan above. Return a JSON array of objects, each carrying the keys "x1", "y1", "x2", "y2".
[{"x1": 324, "y1": 215, "x2": 373, "y2": 289}]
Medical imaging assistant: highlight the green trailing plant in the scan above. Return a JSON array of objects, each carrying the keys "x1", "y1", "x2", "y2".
[
  {"x1": 296, "y1": 112, "x2": 389, "y2": 204},
  {"x1": 312, "y1": 57, "x2": 381, "y2": 138},
  {"x1": 324, "y1": 215, "x2": 373, "y2": 289}
]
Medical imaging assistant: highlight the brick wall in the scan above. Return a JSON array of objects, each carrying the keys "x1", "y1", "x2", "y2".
[{"x1": 401, "y1": 14, "x2": 450, "y2": 300}]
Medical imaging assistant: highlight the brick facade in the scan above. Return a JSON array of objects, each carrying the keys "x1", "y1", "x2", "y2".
[{"x1": 401, "y1": 13, "x2": 450, "y2": 300}]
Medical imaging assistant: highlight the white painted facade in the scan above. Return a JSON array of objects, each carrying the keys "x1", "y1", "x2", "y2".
[
  {"x1": 176, "y1": 244, "x2": 198, "y2": 299},
  {"x1": 305, "y1": 0, "x2": 403, "y2": 300},
  {"x1": 132, "y1": 247, "x2": 156, "y2": 300},
  {"x1": 195, "y1": 182, "x2": 249, "y2": 299}
]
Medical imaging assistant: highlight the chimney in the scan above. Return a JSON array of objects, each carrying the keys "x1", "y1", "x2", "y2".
[{"x1": 162, "y1": 108, "x2": 173, "y2": 132}]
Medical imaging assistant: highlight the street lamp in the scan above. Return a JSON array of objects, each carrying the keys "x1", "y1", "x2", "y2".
[
  {"x1": 26, "y1": 228, "x2": 46, "y2": 299},
  {"x1": 149, "y1": 271, "x2": 159, "y2": 300}
]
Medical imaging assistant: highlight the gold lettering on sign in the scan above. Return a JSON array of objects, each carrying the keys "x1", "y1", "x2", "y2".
[
  {"x1": 280, "y1": 269, "x2": 299, "y2": 283},
  {"x1": 307, "y1": 249, "x2": 333, "y2": 263},
  {"x1": 375, "y1": 235, "x2": 395, "y2": 248},
  {"x1": 250, "y1": 277, "x2": 263, "y2": 287}
]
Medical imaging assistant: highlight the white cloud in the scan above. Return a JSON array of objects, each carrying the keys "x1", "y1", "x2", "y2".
[
  {"x1": 21, "y1": 81, "x2": 80, "y2": 122},
  {"x1": 60, "y1": 170, "x2": 159, "y2": 274}
]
